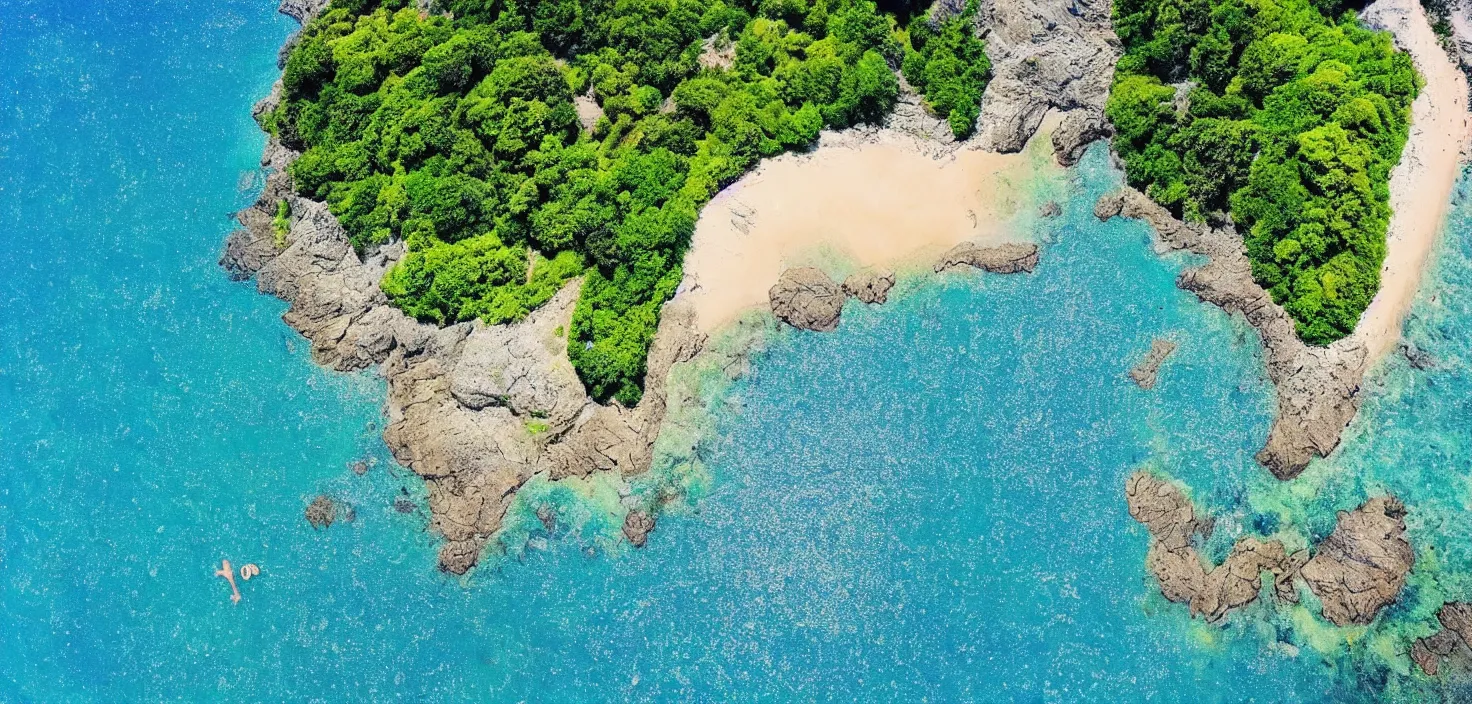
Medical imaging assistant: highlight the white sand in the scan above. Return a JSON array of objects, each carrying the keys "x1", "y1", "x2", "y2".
[
  {"x1": 1356, "y1": 0, "x2": 1472, "y2": 361},
  {"x1": 677, "y1": 117, "x2": 1065, "y2": 333}
]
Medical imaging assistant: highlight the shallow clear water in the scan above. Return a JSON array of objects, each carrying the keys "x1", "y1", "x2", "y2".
[{"x1": 0, "y1": 0, "x2": 1466, "y2": 701}]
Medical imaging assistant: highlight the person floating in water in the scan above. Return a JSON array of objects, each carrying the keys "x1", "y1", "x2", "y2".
[{"x1": 215, "y1": 559, "x2": 241, "y2": 604}]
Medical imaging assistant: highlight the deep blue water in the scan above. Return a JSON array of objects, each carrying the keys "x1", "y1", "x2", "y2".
[{"x1": 0, "y1": 0, "x2": 1466, "y2": 701}]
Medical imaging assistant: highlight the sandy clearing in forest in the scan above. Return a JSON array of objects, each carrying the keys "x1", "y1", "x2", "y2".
[
  {"x1": 1357, "y1": 0, "x2": 1472, "y2": 362},
  {"x1": 676, "y1": 115, "x2": 1066, "y2": 333}
]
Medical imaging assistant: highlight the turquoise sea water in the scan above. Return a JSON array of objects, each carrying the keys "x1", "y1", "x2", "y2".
[{"x1": 2, "y1": 1, "x2": 1470, "y2": 701}]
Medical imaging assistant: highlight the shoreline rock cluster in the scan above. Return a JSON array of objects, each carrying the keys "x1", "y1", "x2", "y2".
[
  {"x1": 226, "y1": 107, "x2": 703, "y2": 575},
  {"x1": 1126, "y1": 471, "x2": 1413, "y2": 625},
  {"x1": 767, "y1": 240, "x2": 1041, "y2": 332},
  {"x1": 1095, "y1": 191, "x2": 1370, "y2": 480}
]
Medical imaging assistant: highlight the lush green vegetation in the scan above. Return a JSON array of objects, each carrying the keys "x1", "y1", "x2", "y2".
[
  {"x1": 267, "y1": 0, "x2": 985, "y2": 405},
  {"x1": 902, "y1": 1, "x2": 991, "y2": 138},
  {"x1": 1108, "y1": 0, "x2": 1420, "y2": 344},
  {"x1": 272, "y1": 199, "x2": 292, "y2": 248}
]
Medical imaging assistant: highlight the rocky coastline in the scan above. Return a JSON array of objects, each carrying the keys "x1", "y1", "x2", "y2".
[
  {"x1": 228, "y1": 0, "x2": 1118, "y2": 573},
  {"x1": 1094, "y1": 190, "x2": 1370, "y2": 480}
]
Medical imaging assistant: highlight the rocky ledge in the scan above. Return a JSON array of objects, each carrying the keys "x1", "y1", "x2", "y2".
[
  {"x1": 1126, "y1": 472, "x2": 1413, "y2": 625},
  {"x1": 968, "y1": 0, "x2": 1119, "y2": 161},
  {"x1": 1413, "y1": 603, "x2": 1472, "y2": 676},
  {"x1": 1126, "y1": 472, "x2": 1301, "y2": 622},
  {"x1": 1096, "y1": 190, "x2": 1369, "y2": 480},
  {"x1": 1128, "y1": 338, "x2": 1177, "y2": 390}
]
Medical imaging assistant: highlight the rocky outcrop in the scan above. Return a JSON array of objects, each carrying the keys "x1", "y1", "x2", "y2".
[
  {"x1": 1412, "y1": 602, "x2": 1472, "y2": 676},
  {"x1": 769, "y1": 267, "x2": 847, "y2": 332},
  {"x1": 934, "y1": 241, "x2": 1040, "y2": 274},
  {"x1": 1300, "y1": 497, "x2": 1414, "y2": 626},
  {"x1": 1125, "y1": 472, "x2": 1302, "y2": 622},
  {"x1": 278, "y1": 0, "x2": 328, "y2": 23},
  {"x1": 622, "y1": 510, "x2": 656, "y2": 547},
  {"x1": 1096, "y1": 189, "x2": 1369, "y2": 480},
  {"x1": 971, "y1": 0, "x2": 1119, "y2": 154},
  {"x1": 1051, "y1": 110, "x2": 1115, "y2": 166},
  {"x1": 842, "y1": 269, "x2": 896, "y2": 305},
  {"x1": 1129, "y1": 338, "x2": 1177, "y2": 390},
  {"x1": 1127, "y1": 472, "x2": 1416, "y2": 627}
]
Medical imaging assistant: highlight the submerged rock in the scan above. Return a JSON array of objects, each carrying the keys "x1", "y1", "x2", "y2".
[
  {"x1": 1129, "y1": 339, "x2": 1178, "y2": 390},
  {"x1": 1300, "y1": 496, "x2": 1413, "y2": 626},
  {"x1": 622, "y1": 510, "x2": 656, "y2": 548},
  {"x1": 1039, "y1": 201, "x2": 1063, "y2": 218},
  {"x1": 305, "y1": 495, "x2": 338, "y2": 530},
  {"x1": 842, "y1": 269, "x2": 896, "y2": 305},
  {"x1": 770, "y1": 267, "x2": 847, "y2": 332},
  {"x1": 933, "y1": 242, "x2": 1040, "y2": 274}
]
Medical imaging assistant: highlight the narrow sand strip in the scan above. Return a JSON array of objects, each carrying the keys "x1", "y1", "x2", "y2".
[
  {"x1": 1358, "y1": 0, "x2": 1472, "y2": 362},
  {"x1": 678, "y1": 116, "x2": 1065, "y2": 333}
]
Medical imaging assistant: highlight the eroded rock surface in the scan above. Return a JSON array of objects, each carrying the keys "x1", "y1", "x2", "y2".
[
  {"x1": 769, "y1": 267, "x2": 847, "y2": 332},
  {"x1": 1300, "y1": 497, "x2": 1414, "y2": 626},
  {"x1": 1413, "y1": 603, "x2": 1472, "y2": 676},
  {"x1": 842, "y1": 269, "x2": 896, "y2": 305},
  {"x1": 1129, "y1": 338, "x2": 1177, "y2": 390},
  {"x1": 972, "y1": 0, "x2": 1119, "y2": 153},
  {"x1": 1096, "y1": 190, "x2": 1369, "y2": 479},
  {"x1": 1125, "y1": 472, "x2": 1301, "y2": 622},
  {"x1": 934, "y1": 241, "x2": 1040, "y2": 274},
  {"x1": 623, "y1": 509, "x2": 657, "y2": 548}
]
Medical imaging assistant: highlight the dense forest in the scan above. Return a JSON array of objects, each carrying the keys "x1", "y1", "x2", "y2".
[
  {"x1": 264, "y1": 0, "x2": 990, "y2": 405},
  {"x1": 1108, "y1": 0, "x2": 1420, "y2": 344}
]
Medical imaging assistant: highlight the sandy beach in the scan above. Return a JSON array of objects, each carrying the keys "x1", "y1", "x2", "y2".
[
  {"x1": 1357, "y1": 0, "x2": 1472, "y2": 362},
  {"x1": 677, "y1": 117, "x2": 1066, "y2": 333}
]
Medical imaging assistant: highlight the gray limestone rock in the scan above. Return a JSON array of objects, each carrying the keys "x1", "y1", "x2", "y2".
[
  {"x1": 770, "y1": 267, "x2": 848, "y2": 332},
  {"x1": 972, "y1": 0, "x2": 1119, "y2": 153},
  {"x1": 934, "y1": 242, "x2": 1040, "y2": 274},
  {"x1": 278, "y1": 0, "x2": 328, "y2": 23},
  {"x1": 1300, "y1": 497, "x2": 1414, "y2": 626},
  {"x1": 842, "y1": 269, "x2": 896, "y2": 305}
]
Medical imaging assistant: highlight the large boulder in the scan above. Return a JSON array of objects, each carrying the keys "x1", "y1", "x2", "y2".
[{"x1": 770, "y1": 267, "x2": 848, "y2": 332}]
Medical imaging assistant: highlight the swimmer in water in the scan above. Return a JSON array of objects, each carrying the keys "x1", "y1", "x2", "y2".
[{"x1": 215, "y1": 559, "x2": 241, "y2": 604}]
